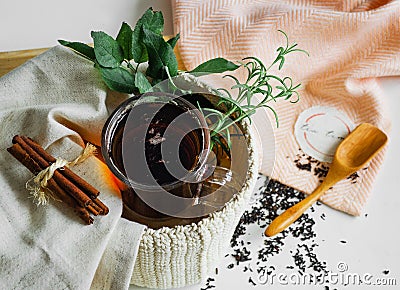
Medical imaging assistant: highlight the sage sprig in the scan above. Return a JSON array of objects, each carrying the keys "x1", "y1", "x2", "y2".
[{"x1": 59, "y1": 7, "x2": 238, "y2": 94}]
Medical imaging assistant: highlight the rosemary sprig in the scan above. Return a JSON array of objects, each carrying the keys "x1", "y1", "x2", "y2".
[{"x1": 203, "y1": 30, "x2": 308, "y2": 152}]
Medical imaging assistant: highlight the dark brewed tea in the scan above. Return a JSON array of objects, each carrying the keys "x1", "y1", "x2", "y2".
[
  {"x1": 103, "y1": 98, "x2": 209, "y2": 225},
  {"x1": 110, "y1": 101, "x2": 205, "y2": 187}
]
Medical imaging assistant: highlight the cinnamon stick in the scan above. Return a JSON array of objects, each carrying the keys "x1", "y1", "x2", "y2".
[
  {"x1": 13, "y1": 136, "x2": 92, "y2": 208},
  {"x1": 21, "y1": 136, "x2": 100, "y2": 199},
  {"x1": 8, "y1": 135, "x2": 109, "y2": 223},
  {"x1": 75, "y1": 207, "x2": 94, "y2": 225},
  {"x1": 87, "y1": 203, "x2": 102, "y2": 216},
  {"x1": 7, "y1": 143, "x2": 41, "y2": 174},
  {"x1": 93, "y1": 198, "x2": 109, "y2": 215},
  {"x1": 7, "y1": 144, "x2": 93, "y2": 225},
  {"x1": 48, "y1": 173, "x2": 94, "y2": 225}
]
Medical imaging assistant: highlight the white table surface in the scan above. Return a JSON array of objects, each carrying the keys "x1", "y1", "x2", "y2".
[
  {"x1": 2, "y1": 2, "x2": 398, "y2": 289},
  {"x1": 0, "y1": 0, "x2": 173, "y2": 52}
]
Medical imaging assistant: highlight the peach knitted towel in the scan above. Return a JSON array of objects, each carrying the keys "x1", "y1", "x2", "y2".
[{"x1": 172, "y1": 0, "x2": 400, "y2": 216}]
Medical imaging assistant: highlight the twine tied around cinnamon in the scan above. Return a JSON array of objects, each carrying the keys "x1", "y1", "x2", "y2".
[{"x1": 26, "y1": 143, "x2": 97, "y2": 206}]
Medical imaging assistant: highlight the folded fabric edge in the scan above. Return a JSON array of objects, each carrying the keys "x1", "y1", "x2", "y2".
[{"x1": 90, "y1": 218, "x2": 146, "y2": 290}]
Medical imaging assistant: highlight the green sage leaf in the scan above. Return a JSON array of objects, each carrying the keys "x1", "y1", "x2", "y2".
[
  {"x1": 190, "y1": 58, "x2": 239, "y2": 75},
  {"x1": 167, "y1": 33, "x2": 180, "y2": 49},
  {"x1": 58, "y1": 40, "x2": 95, "y2": 61},
  {"x1": 132, "y1": 8, "x2": 164, "y2": 63},
  {"x1": 137, "y1": 8, "x2": 164, "y2": 35},
  {"x1": 135, "y1": 71, "x2": 152, "y2": 93},
  {"x1": 91, "y1": 31, "x2": 124, "y2": 68},
  {"x1": 98, "y1": 66, "x2": 136, "y2": 93},
  {"x1": 142, "y1": 28, "x2": 178, "y2": 79},
  {"x1": 116, "y1": 22, "x2": 134, "y2": 60}
]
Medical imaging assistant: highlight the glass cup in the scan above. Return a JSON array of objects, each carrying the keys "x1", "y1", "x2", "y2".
[
  {"x1": 102, "y1": 92, "x2": 212, "y2": 227},
  {"x1": 102, "y1": 92, "x2": 246, "y2": 228}
]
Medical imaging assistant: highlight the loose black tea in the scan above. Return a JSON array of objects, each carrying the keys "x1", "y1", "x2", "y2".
[
  {"x1": 293, "y1": 148, "x2": 368, "y2": 184},
  {"x1": 201, "y1": 175, "x2": 330, "y2": 288}
]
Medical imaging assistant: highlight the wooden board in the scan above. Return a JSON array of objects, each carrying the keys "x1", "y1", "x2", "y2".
[
  {"x1": 0, "y1": 48, "x2": 49, "y2": 77},
  {"x1": 0, "y1": 36, "x2": 185, "y2": 77}
]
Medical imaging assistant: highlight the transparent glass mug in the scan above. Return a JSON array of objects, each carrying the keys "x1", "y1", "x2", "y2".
[
  {"x1": 101, "y1": 92, "x2": 240, "y2": 228},
  {"x1": 181, "y1": 165, "x2": 242, "y2": 217}
]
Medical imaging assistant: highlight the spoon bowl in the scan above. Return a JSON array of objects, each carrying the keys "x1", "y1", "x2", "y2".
[
  {"x1": 336, "y1": 123, "x2": 388, "y2": 169},
  {"x1": 265, "y1": 123, "x2": 388, "y2": 237}
]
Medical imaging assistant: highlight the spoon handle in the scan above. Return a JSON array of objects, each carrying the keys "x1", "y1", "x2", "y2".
[{"x1": 265, "y1": 180, "x2": 335, "y2": 237}]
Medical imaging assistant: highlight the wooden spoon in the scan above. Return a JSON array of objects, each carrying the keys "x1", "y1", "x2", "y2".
[{"x1": 265, "y1": 123, "x2": 388, "y2": 237}]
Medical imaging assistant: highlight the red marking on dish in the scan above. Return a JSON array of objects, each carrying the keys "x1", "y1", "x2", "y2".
[{"x1": 305, "y1": 113, "x2": 325, "y2": 123}]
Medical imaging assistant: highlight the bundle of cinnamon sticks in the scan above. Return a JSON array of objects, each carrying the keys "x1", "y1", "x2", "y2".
[{"x1": 7, "y1": 135, "x2": 109, "y2": 225}]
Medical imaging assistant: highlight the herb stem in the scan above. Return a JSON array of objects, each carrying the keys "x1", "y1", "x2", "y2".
[
  {"x1": 125, "y1": 61, "x2": 136, "y2": 73},
  {"x1": 164, "y1": 66, "x2": 191, "y2": 95},
  {"x1": 207, "y1": 31, "x2": 308, "y2": 153}
]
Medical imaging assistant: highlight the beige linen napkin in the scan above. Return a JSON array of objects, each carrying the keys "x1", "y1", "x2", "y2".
[
  {"x1": 0, "y1": 46, "x2": 145, "y2": 289},
  {"x1": 173, "y1": 0, "x2": 400, "y2": 216}
]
